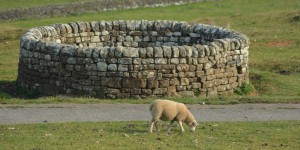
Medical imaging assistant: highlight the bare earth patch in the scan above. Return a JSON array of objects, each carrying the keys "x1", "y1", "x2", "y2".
[{"x1": 264, "y1": 41, "x2": 293, "y2": 47}]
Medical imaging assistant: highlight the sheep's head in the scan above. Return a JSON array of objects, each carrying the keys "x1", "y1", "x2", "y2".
[{"x1": 188, "y1": 121, "x2": 198, "y2": 132}]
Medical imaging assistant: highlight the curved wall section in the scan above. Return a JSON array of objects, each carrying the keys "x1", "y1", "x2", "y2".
[{"x1": 18, "y1": 20, "x2": 250, "y2": 98}]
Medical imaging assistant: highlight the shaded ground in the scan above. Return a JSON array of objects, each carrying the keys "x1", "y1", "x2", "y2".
[
  {"x1": 1, "y1": 103, "x2": 299, "y2": 124},
  {"x1": 0, "y1": 81, "x2": 19, "y2": 97}
]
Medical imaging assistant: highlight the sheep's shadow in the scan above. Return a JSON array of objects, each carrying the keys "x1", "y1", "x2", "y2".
[
  {"x1": 106, "y1": 122, "x2": 149, "y2": 134},
  {"x1": 106, "y1": 122, "x2": 183, "y2": 134}
]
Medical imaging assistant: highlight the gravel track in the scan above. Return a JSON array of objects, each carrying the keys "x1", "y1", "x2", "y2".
[{"x1": 1, "y1": 103, "x2": 300, "y2": 124}]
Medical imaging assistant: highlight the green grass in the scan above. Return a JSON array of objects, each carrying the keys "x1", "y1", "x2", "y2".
[
  {"x1": 1, "y1": 95, "x2": 299, "y2": 105},
  {"x1": 0, "y1": 0, "x2": 96, "y2": 10},
  {"x1": 0, "y1": 0, "x2": 300, "y2": 103},
  {"x1": 1, "y1": 121, "x2": 299, "y2": 149}
]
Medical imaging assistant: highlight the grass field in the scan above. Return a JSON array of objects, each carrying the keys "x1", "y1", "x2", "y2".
[
  {"x1": 0, "y1": 0, "x2": 95, "y2": 10},
  {"x1": 0, "y1": 0, "x2": 300, "y2": 103},
  {"x1": 0, "y1": 1, "x2": 299, "y2": 149},
  {"x1": 1, "y1": 121, "x2": 299, "y2": 149}
]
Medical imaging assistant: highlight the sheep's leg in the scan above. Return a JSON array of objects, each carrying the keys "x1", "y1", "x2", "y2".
[
  {"x1": 178, "y1": 121, "x2": 185, "y2": 133},
  {"x1": 149, "y1": 120, "x2": 155, "y2": 133},
  {"x1": 154, "y1": 121, "x2": 160, "y2": 132},
  {"x1": 167, "y1": 121, "x2": 174, "y2": 133}
]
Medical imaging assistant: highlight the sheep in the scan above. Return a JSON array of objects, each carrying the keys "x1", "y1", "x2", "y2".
[{"x1": 149, "y1": 99, "x2": 198, "y2": 133}]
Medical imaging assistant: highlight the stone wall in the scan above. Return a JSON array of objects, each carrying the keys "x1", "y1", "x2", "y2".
[{"x1": 17, "y1": 20, "x2": 250, "y2": 98}]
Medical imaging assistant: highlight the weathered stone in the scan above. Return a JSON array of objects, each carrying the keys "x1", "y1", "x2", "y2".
[
  {"x1": 139, "y1": 48, "x2": 147, "y2": 58},
  {"x1": 118, "y1": 58, "x2": 132, "y2": 64},
  {"x1": 122, "y1": 78, "x2": 146, "y2": 88},
  {"x1": 159, "y1": 80, "x2": 170, "y2": 88},
  {"x1": 146, "y1": 47, "x2": 154, "y2": 58},
  {"x1": 19, "y1": 20, "x2": 249, "y2": 99},
  {"x1": 229, "y1": 77, "x2": 237, "y2": 83},
  {"x1": 67, "y1": 57, "x2": 76, "y2": 65},
  {"x1": 142, "y1": 89, "x2": 152, "y2": 95},
  {"x1": 163, "y1": 46, "x2": 172, "y2": 58},
  {"x1": 96, "y1": 62, "x2": 107, "y2": 71},
  {"x1": 107, "y1": 64, "x2": 117, "y2": 71},
  {"x1": 180, "y1": 78, "x2": 189, "y2": 85},
  {"x1": 155, "y1": 58, "x2": 167, "y2": 64},
  {"x1": 179, "y1": 91, "x2": 196, "y2": 98},
  {"x1": 176, "y1": 85, "x2": 186, "y2": 92},
  {"x1": 153, "y1": 88, "x2": 167, "y2": 95},
  {"x1": 85, "y1": 63, "x2": 96, "y2": 71},
  {"x1": 147, "y1": 80, "x2": 159, "y2": 89},
  {"x1": 123, "y1": 47, "x2": 139, "y2": 58},
  {"x1": 131, "y1": 88, "x2": 141, "y2": 95},
  {"x1": 118, "y1": 64, "x2": 128, "y2": 72},
  {"x1": 154, "y1": 47, "x2": 163, "y2": 58},
  {"x1": 99, "y1": 47, "x2": 108, "y2": 58},
  {"x1": 101, "y1": 77, "x2": 121, "y2": 88}
]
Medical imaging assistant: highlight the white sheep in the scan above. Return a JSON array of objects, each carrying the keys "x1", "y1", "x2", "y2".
[{"x1": 149, "y1": 99, "x2": 198, "y2": 133}]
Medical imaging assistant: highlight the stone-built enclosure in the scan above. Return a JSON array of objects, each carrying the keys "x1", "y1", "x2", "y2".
[{"x1": 18, "y1": 20, "x2": 249, "y2": 98}]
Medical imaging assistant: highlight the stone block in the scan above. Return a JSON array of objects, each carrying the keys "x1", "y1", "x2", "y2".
[
  {"x1": 146, "y1": 47, "x2": 154, "y2": 58},
  {"x1": 159, "y1": 80, "x2": 170, "y2": 88},
  {"x1": 185, "y1": 72, "x2": 195, "y2": 78},
  {"x1": 107, "y1": 64, "x2": 117, "y2": 71},
  {"x1": 206, "y1": 75, "x2": 216, "y2": 81},
  {"x1": 153, "y1": 88, "x2": 167, "y2": 95},
  {"x1": 118, "y1": 64, "x2": 128, "y2": 72},
  {"x1": 91, "y1": 36, "x2": 100, "y2": 42},
  {"x1": 171, "y1": 58, "x2": 179, "y2": 64},
  {"x1": 66, "y1": 57, "x2": 76, "y2": 65},
  {"x1": 155, "y1": 58, "x2": 167, "y2": 64},
  {"x1": 142, "y1": 89, "x2": 152, "y2": 95},
  {"x1": 139, "y1": 48, "x2": 147, "y2": 58},
  {"x1": 147, "y1": 80, "x2": 159, "y2": 89},
  {"x1": 180, "y1": 78, "x2": 189, "y2": 85},
  {"x1": 217, "y1": 85, "x2": 226, "y2": 92},
  {"x1": 100, "y1": 47, "x2": 108, "y2": 58},
  {"x1": 163, "y1": 46, "x2": 172, "y2": 58},
  {"x1": 202, "y1": 81, "x2": 214, "y2": 88},
  {"x1": 207, "y1": 87, "x2": 218, "y2": 96},
  {"x1": 131, "y1": 88, "x2": 141, "y2": 95},
  {"x1": 191, "y1": 83, "x2": 201, "y2": 89},
  {"x1": 178, "y1": 46, "x2": 186, "y2": 58},
  {"x1": 123, "y1": 47, "x2": 139, "y2": 58},
  {"x1": 85, "y1": 64, "x2": 96, "y2": 71},
  {"x1": 122, "y1": 78, "x2": 147, "y2": 88},
  {"x1": 167, "y1": 86, "x2": 177, "y2": 96},
  {"x1": 96, "y1": 62, "x2": 107, "y2": 71},
  {"x1": 154, "y1": 47, "x2": 163, "y2": 58},
  {"x1": 170, "y1": 78, "x2": 180, "y2": 86},
  {"x1": 179, "y1": 91, "x2": 196, "y2": 98},
  {"x1": 101, "y1": 77, "x2": 121, "y2": 88},
  {"x1": 118, "y1": 58, "x2": 132, "y2": 64},
  {"x1": 229, "y1": 77, "x2": 237, "y2": 83},
  {"x1": 176, "y1": 85, "x2": 186, "y2": 92}
]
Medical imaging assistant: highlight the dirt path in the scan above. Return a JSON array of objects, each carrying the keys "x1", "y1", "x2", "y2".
[{"x1": 0, "y1": 103, "x2": 300, "y2": 124}]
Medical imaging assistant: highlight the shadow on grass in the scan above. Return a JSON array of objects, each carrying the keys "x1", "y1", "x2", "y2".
[{"x1": 0, "y1": 80, "x2": 40, "y2": 99}]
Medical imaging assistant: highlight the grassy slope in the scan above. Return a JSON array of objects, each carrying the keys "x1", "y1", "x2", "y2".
[
  {"x1": 1, "y1": 121, "x2": 299, "y2": 149},
  {"x1": 0, "y1": 0, "x2": 95, "y2": 10},
  {"x1": 0, "y1": 0, "x2": 299, "y2": 103}
]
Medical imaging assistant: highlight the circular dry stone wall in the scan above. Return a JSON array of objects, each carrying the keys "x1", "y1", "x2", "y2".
[{"x1": 17, "y1": 20, "x2": 250, "y2": 98}]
